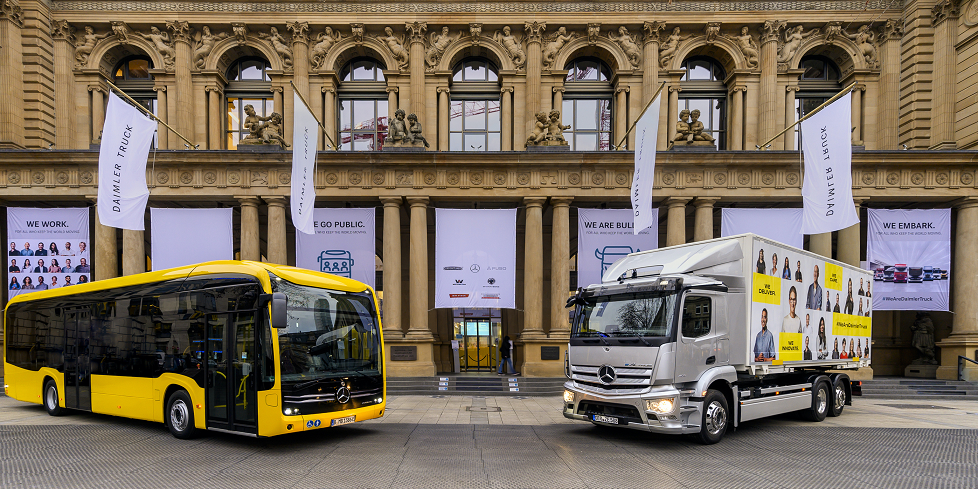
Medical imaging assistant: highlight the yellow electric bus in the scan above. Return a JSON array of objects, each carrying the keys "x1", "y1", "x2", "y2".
[{"x1": 3, "y1": 261, "x2": 385, "y2": 438}]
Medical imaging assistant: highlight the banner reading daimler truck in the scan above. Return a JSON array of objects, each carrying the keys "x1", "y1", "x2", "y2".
[
  {"x1": 578, "y1": 208, "x2": 658, "y2": 288},
  {"x1": 435, "y1": 209, "x2": 516, "y2": 309},
  {"x1": 6, "y1": 208, "x2": 91, "y2": 298},
  {"x1": 295, "y1": 208, "x2": 375, "y2": 289},
  {"x1": 866, "y1": 209, "x2": 950, "y2": 311}
]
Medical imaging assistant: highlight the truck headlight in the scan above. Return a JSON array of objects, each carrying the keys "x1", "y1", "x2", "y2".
[
  {"x1": 563, "y1": 390, "x2": 575, "y2": 403},
  {"x1": 645, "y1": 397, "x2": 677, "y2": 414}
]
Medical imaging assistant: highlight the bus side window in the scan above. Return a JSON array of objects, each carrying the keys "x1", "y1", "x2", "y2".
[{"x1": 259, "y1": 312, "x2": 275, "y2": 390}]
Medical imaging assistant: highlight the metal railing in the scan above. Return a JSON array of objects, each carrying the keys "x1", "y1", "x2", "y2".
[{"x1": 958, "y1": 356, "x2": 978, "y2": 381}]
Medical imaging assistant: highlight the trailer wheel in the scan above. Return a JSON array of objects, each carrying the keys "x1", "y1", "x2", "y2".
[
  {"x1": 828, "y1": 377, "x2": 846, "y2": 417},
  {"x1": 802, "y1": 380, "x2": 829, "y2": 422},
  {"x1": 43, "y1": 380, "x2": 66, "y2": 416},
  {"x1": 165, "y1": 390, "x2": 198, "y2": 439},
  {"x1": 696, "y1": 389, "x2": 728, "y2": 445}
]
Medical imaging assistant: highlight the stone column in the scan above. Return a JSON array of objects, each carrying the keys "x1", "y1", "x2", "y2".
[
  {"x1": 877, "y1": 20, "x2": 902, "y2": 150},
  {"x1": 406, "y1": 197, "x2": 433, "y2": 340},
  {"x1": 929, "y1": 1, "x2": 958, "y2": 150},
  {"x1": 550, "y1": 198, "x2": 573, "y2": 339},
  {"x1": 552, "y1": 87, "x2": 564, "y2": 115},
  {"x1": 0, "y1": 3, "x2": 25, "y2": 148},
  {"x1": 264, "y1": 196, "x2": 287, "y2": 265},
  {"x1": 271, "y1": 86, "x2": 284, "y2": 119},
  {"x1": 122, "y1": 230, "x2": 145, "y2": 276},
  {"x1": 837, "y1": 198, "x2": 864, "y2": 267},
  {"x1": 238, "y1": 196, "x2": 261, "y2": 262},
  {"x1": 664, "y1": 197, "x2": 690, "y2": 247},
  {"x1": 382, "y1": 197, "x2": 403, "y2": 337},
  {"x1": 666, "y1": 85, "x2": 681, "y2": 147},
  {"x1": 937, "y1": 198, "x2": 978, "y2": 380},
  {"x1": 88, "y1": 85, "x2": 105, "y2": 144},
  {"x1": 206, "y1": 86, "x2": 221, "y2": 149},
  {"x1": 784, "y1": 86, "x2": 799, "y2": 151},
  {"x1": 93, "y1": 204, "x2": 118, "y2": 281},
  {"x1": 166, "y1": 21, "x2": 193, "y2": 144},
  {"x1": 406, "y1": 22, "x2": 427, "y2": 127},
  {"x1": 642, "y1": 21, "x2": 664, "y2": 100},
  {"x1": 52, "y1": 20, "x2": 75, "y2": 149},
  {"x1": 851, "y1": 85, "x2": 864, "y2": 146},
  {"x1": 287, "y1": 21, "x2": 310, "y2": 98},
  {"x1": 437, "y1": 87, "x2": 449, "y2": 150},
  {"x1": 153, "y1": 86, "x2": 168, "y2": 149},
  {"x1": 809, "y1": 233, "x2": 832, "y2": 257},
  {"x1": 759, "y1": 20, "x2": 785, "y2": 148},
  {"x1": 693, "y1": 198, "x2": 719, "y2": 242},
  {"x1": 324, "y1": 86, "x2": 336, "y2": 149},
  {"x1": 730, "y1": 86, "x2": 746, "y2": 151},
  {"x1": 524, "y1": 22, "x2": 545, "y2": 121},
  {"x1": 615, "y1": 86, "x2": 628, "y2": 149},
  {"x1": 522, "y1": 197, "x2": 547, "y2": 339},
  {"x1": 501, "y1": 87, "x2": 514, "y2": 151}
]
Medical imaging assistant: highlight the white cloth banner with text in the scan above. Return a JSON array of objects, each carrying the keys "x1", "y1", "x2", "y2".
[
  {"x1": 721, "y1": 208, "x2": 804, "y2": 250},
  {"x1": 150, "y1": 208, "x2": 233, "y2": 270},
  {"x1": 630, "y1": 95, "x2": 661, "y2": 235},
  {"x1": 866, "y1": 209, "x2": 950, "y2": 311},
  {"x1": 295, "y1": 208, "x2": 375, "y2": 288},
  {"x1": 578, "y1": 209, "x2": 658, "y2": 287},
  {"x1": 291, "y1": 91, "x2": 319, "y2": 235},
  {"x1": 98, "y1": 91, "x2": 156, "y2": 231},
  {"x1": 799, "y1": 92, "x2": 859, "y2": 235},
  {"x1": 7, "y1": 207, "x2": 91, "y2": 297},
  {"x1": 435, "y1": 209, "x2": 516, "y2": 309}
]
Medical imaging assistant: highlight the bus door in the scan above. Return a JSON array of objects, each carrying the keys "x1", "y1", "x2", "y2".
[
  {"x1": 64, "y1": 307, "x2": 92, "y2": 411},
  {"x1": 205, "y1": 311, "x2": 257, "y2": 433}
]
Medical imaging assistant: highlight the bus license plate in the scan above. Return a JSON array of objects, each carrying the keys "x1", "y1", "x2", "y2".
[
  {"x1": 330, "y1": 415, "x2": 356, "y2": 427},
  {"x1": 592, "y1": 415, "x2": 619, "y2": 424}
]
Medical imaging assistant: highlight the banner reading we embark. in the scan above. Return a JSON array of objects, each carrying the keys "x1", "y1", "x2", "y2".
[
  {"x1": 7, "y1": 208, "x2": 91, "y2": 298},
  {"x1": 578, "y1": 208, "x2": 658, "y2": 288},
  {"x1": 867, "y1": 209, "x2": 950, "y2": 311},
  {"x1": 435, "y1": 209, "x2": 516, "y2": 309},
  {"x1": 296, "y1": 208, "x2": 375, "y2": 289}
]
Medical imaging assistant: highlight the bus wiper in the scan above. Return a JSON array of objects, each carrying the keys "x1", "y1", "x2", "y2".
[{"x1": 293, "y1": 378, "x2": 326, "y2": 390}]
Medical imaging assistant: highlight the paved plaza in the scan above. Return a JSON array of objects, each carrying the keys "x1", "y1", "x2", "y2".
[{"x1": 2, "y1": 394, "x2": 977, "y2": 489}]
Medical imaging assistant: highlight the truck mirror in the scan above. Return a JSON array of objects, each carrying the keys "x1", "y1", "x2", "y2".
[{"x1": 270, "y1": 292, "x2": 288, "y2": 328}]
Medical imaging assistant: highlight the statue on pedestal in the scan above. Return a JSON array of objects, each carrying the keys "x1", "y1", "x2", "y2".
[
  {"x1": 910, "y1": 312, "x2": 938, "y2": 365},
  {"x1": 672, "y1": 108, "x2": 716, "y2": 149},
  {"x1": 237, "y1": 105, "x2": 288, "y2": 149},
  {"x1": 407, "y1": 113, "x2": 430, "y2": 148},
  {"x1": 384, "y1": 109, "x2": 427, "y2": 150},
  {"x1": 526, "y1": 110, "x2": 571, "y2": 150}
]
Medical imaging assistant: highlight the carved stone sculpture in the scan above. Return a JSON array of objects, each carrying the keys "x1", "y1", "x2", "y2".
[
  {"x1": 75, "y1": 25, "x2": 108, "y2": 67},
  {"x1": 526, "y1": 111, "x2": 549, "y2": 146},
  {"x1": 910, "y1": 312, "x2": 938, "y2": 365},
  {"x1": 823, "y1": 21, "x2": 843, "y2": 43},
  {"x1": 241, "y1": 104, "x2": 271, "y2": 142},
  {"x1": 407, "y1": 113, "x2": 430, "y2": 148},
  {"x1": 728, "y1": 26, "x2": 759, "y2": 69},
  {"x1": 140, "y1": 26, "x2": 176, "y2": 70},
  {"x1": 260, "y1": 27, "x2": 293, "y2": 71},
  {"x1": 111, "y1": 21, "x2": 130, "y2": 44},
  {"x1": 672, "y1": 109, "x2": 715, "y2": 149},
  {"x1": 778, "y1": 25, "x2": 817, "y2": 63},
  {"x1": 587, "y1": 23, "x2": 600, "y2": 45},
  {"x1": 350, "y1": 23, "x2": 364, "y2": 44},
  {"x1": 384, "y1": 109, "x2": 427, "y2": 150},
  {"x1": 194, "y1": 26, "x2": 228, "y2": 70},
  {"x1": 525, "y1": 110, "x2": 570, "y2": 149},
  {"x1": 469, "y1": 23, "x2": 482, "y2": 43},
  {"x1": 608, "y1": 26, "x2": 641, "y2": 67},
  {"x1": 659, "y1": 27, "x2": 687, "y2": 69},
  {"x1": 426, "y1": 26, "x2": 460, "y2": 71},
  {"x1": 377, "y1": 26, "x2": 409, "y2": 69},
  {"x1": 847, "y1": 24, "x2": 878, "y2": 66},
  {"x1": 547, "y1": 110, "x2": 571, "y2": 142},
  {"x1": 688, "y1": 109, "x2": 715, "y2": 143},
  {"x1": 231, "y1": 23, "x2": 248, "y2": 45},
  {"x1": 542, "y1": 27, "x2": 576, "y2": 68},
  {"x1": 257, "y1": 112, "x2": 289, "y2": 149},
  {"x1": 494, "y1": 26, "x2": 525, "y2": 68},
  {"x1": 674, "y1": 109, "x2": 692, "y2": 142},
  {"x1": 705, "y1": 22, "x2": 721, "y2": 44},
  {"x1": 310, "y1": 27, "x2": 342, "y2": 70},
  {"x1": 387, "y1": 109, "x2": 408, "y2": 143}
]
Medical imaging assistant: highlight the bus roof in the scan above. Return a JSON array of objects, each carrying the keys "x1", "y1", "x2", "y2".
[{"x1": 5, "y1": 260, "x2": 370, "y2": 308}]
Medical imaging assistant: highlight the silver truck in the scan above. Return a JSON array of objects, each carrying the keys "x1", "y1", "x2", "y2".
[{"x1": 562, "y1": 234, "x2": 871, "y2": 444}]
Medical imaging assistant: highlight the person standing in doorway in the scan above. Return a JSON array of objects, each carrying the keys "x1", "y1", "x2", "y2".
[{"x1": 497, "y1": 335, "x2": 518, "y2": 376}]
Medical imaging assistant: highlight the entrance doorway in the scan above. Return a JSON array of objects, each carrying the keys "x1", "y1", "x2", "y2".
[{"x1": 452, "y1": 309, "x2": 501, "y2": 372}]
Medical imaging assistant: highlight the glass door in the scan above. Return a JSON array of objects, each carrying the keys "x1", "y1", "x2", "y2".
[
  {"x1": 205, "y1": 312, "x2": 258, "y2": 433},
  {"x1": 459, "y1": 319, "x2": 498, "y2": 371}
]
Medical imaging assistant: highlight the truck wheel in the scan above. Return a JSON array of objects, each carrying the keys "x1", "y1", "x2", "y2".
[
  {"x1": 166, "y1": 390, "x2": 198, "y2": 439},
  {"x1": 43, "y1": 380, "x2": 66, "y2": 416},
  {"x1": 696, "y1": 390, "x2": 728, "y2": 445},
  {"x1": 828, "y1": 377, "x2": 846, "y2": 417},
  {"x1": 802, "y1": 380, "x2": 829, "y2": 422}
]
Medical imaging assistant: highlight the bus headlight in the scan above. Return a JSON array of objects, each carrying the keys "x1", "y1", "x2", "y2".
[
  {"x1": 645, "y1": 397, "x2": 677, "y2": 414},
  {"x1": 563, "y1": 390, "x2": 575, "y2": 403},
  {"x1": 284, "y1": 407, "x2": 300, "y2": 416}
]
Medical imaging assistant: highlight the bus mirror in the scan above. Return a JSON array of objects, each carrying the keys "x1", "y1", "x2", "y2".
[{"x1": 270, "y1": 292, "x2": 287, "y2": 328}]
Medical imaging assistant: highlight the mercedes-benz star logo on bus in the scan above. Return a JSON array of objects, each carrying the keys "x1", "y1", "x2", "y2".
[
  {"x1": 597, "y1": 365, "x2": 617, "y2": 384},
  {"x1": 336, "y1": 386, "x2": 351, "y2": 404},
  {"x1": 470, "y1": 264, "x2": 480, "y2": 273}
]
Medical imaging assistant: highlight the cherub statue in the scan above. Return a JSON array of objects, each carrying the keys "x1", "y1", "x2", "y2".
[
  {"x1": 426, "y1": 26, "x2": 460, "y2": 69},
  {"x1": 75, "y1": 26, "x2": 109, "y2": 66},
  {"x1": 688, "y1": 109, "x2": 715, "y2": 143},
  {"x1": 377, "y1": 27, "x2": 409, "y2": 69},
  {"x1": 543, "y1": 27, "x2": 576, "y2": 67},
  {"x1": 193, "y1": 26, "x2": 229, "y2": 70},
  {"x1": 608, "y1": 26, "x2": 641, "y2": 67},
  {"x1": 729, "y1": 26, "x2": 759, "y2": 69},
  {"x1": 778, "y1": 25, "x2": 818, "y2": 63},
  {"x1": 242, "y1": 104, "x2": 272, "y2": 141},
  {"x1": 674, "y1": 109, "x2": 692, "y2": 142},
  {"x1": 260, "y1": 27, "x2": 294, "y2": 70},
  {"x1": 659, "y1": 27, "x2": 688, "y2": 69},
  {"x1": 526, "y1": 111, "x2": 549, "y2": 146},
  {"x1": 493, "y1": 26, "x2": 525, "y2": 68},
  {"x1": 258, "y1": 112, "x2": 289, "y2": 148},
  {"x1": 846, "y1": 25, "x2": 878, "y2": 65},
  {"x1": 407, "y1": 113, "x2": 430, "y2": 148},
  {"x1": 140, "y1": 27, "x2": 176, "y2": 67},
  {"x1": 547, "y1": 110, "x2": 570, "y2": 142},
  {"x1": 386, "y1": 109, "x2": 408, "y2": 143},
  {"x1": 310, "y1": 27, "x2": 342, "y2": 70}
]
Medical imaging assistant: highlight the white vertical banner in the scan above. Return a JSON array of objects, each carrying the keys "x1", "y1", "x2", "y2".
[
  {"x1": 721, "y1": 208, "x2": 805, "y2": 250},
  {"x1": 150, "y1": 208, "x2": 233, "y2": 270},
  {"x1": 630, "y1": 95, "x2": 661, "y2": 235},
  {"x1": 435, "y1": 209, "x2": 516, "y2": 309},
  {"x1": 97, "y1": 91, "x2": 156, "y2": 231},
  {"x1": 578, "y1": 209, "x2": 658, "y2": 287},
  {"x1": 866, "y1": 209, "x2": 950, "y2": 311},
  {"x1": 295, "y1": 208, "x2": 375, "y2": 288},
  {"x1": 7, "y1": 208, "x2": 91, "y2": 297},
  {"x1": 292, "y1": 91, "x2": 318, "y2": 235},
  {"x1": 799, "y1": 92, "x2": 859, "y2": 235}
]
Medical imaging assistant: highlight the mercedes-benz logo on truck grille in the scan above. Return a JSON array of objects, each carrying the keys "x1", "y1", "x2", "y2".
[
  {"x1": 597, "y1": 365, "x2": 617, "y2": 384},
  {"x1": 336, "y1": 386, "x2": 351, "y2": 404}
]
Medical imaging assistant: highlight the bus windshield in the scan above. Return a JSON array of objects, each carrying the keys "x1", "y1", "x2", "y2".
[
  {"x1": 270, "y1": 278, "x2": 381, "y2": 383},
  {"x1": 572, "y1": 291, "x2": 678, "y2": 339}
]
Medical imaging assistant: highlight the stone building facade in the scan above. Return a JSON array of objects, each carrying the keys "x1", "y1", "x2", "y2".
[{"x1": 1, "y1": 0, "x2": 977, "y2": 379}]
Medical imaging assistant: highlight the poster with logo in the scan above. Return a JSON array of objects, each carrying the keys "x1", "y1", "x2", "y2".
[
  {"x1": 150, "y1": 208, "x2": 233, "y2": 271},
  {"x1": 435, "y1": 209, "x2": 516, "y2": 309},
  {"x1": 578, "y1": 208, "x2": 658, "y2": 288},
  {"x1": 295, "y1": 208, "x2": 375, "y2": 289},
  {"x1": 7, "y1": 208, "x2": 91, "y2": 298},
  {"x1": 748, "y1": 237, "x2": 872, "y2": 366},
  {"x1": 720, "y1": 208, "x2": 804, "y2": 250},
  {"x1": 866, "y1": 209, "x2": 950, "y2": 311}
]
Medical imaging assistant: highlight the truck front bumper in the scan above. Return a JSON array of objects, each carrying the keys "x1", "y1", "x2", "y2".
[{"x1": 561, "y1": 381, "x2": 699, "y2": 435}]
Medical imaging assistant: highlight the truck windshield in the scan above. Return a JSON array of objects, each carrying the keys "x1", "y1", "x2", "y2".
[{"x1": 572, "y1": 291, "x2": 678, "y2": 338}]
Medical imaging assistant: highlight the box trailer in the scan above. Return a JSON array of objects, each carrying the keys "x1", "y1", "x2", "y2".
[{"x1": 562, "y1": 234, "x2": 872, "y2": 443}]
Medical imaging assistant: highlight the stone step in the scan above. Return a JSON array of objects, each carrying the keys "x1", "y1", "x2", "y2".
[{"x1": 386, "y1": 376, "x2": 566, "y2": 396}]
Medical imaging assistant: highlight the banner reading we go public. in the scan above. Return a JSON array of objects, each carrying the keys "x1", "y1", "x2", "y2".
[{"x1": 295, "y1": 208, "x2": 376, "y2": 289}]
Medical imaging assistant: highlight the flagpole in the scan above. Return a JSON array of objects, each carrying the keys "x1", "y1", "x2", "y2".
[
  {"x1": 756, "y1": 80, "x2": 857, "y2": 150},
  {"x1": 613, "y1": 82, "x2": 666, "y2": 151},
  {"x1": 290, "y1": 81, "x2": 338, "y2": 151},
  {"x1": 101, "y1": 77, "x2": 200, "y2": 149}
]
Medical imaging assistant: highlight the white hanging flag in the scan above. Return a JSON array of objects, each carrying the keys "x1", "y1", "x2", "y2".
[
  {"x1": 292, "y1": 91, "x2": 319, "y2": 235},
  {"x1": 97, "y1": 91, "x2": 156, "y2": 230},
  {"x1": 799, "y1": 92, "x2": 859, "y2": 234},
  {"x1": 630, "y1": 95, "x2": 661, "y2": 235}
]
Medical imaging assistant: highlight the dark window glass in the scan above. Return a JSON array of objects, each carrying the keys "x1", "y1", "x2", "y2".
[{"x1": 682, "y1": 296, "x2": 712, "y2": 338}]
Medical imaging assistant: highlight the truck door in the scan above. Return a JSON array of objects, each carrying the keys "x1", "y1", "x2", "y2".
[{"x1": 675, "y1": 294, "x2": 716, "y2": 383}]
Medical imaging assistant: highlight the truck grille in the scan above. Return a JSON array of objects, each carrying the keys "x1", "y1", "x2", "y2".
[{"x1": 571, "y1": 365, "x2": 652, "y2": 388}]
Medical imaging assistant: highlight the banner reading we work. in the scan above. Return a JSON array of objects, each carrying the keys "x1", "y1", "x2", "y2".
[
  {"x1": 867, "y1": 209, "x2": 950, "y2": 311},
  {"x1": 296, "y1": 208, "x2": 375, "y2": 289},
  {"x1": 578, "y1": 209, "x2": 658, "y2": 288},
  {"x1": 7, "y1": 208, "x2": 91, "y2": 298}
]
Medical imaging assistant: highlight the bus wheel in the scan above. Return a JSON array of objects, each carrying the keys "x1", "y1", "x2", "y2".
[
  {"x1": 802, "y1": 380, "x2": 829, "y2": 422},
  {"x1": 43, "y1": 380, "x2": 65, "y2": 416},
  {"x1": 828, "y1": 377, "x2": 846, "y2": 417},
  {"x1": 696, "y1": 389, "x2": 728, "y2": 445},
  {"x1": 166, "y1": 391, "x2": 197, "y2": 439}
]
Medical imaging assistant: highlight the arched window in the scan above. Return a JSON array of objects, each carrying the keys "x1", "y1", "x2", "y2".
[
  {"x1": 795, "y1": 56, "x2": 841, "y2": 146},
  {"x1": 562, "y1": 58, "x2": 613, "y2": 151},
  {"x1": 450, "y1": 59, "x2": 500, "y2": 151},
  {"x1": 338, "y1": 58, "x2": 388, "y2": 150},
  {"x1": 113, "y1": 56, "x2": 157, "y2": 146},
  {"x1": 225, "y1": 57, "x2": 273, "y2": 149},
  {"x1": 679, "y1": 56, "x2": 727, "y2": 149}
]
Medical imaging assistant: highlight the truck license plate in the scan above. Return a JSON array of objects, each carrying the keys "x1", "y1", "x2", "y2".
[
  {"x1": 330, "y1": 415, "x2": 356, "y2": 427},
  {"x1": 592, "y1": 415, "x2": 619, "y2": 424}
]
